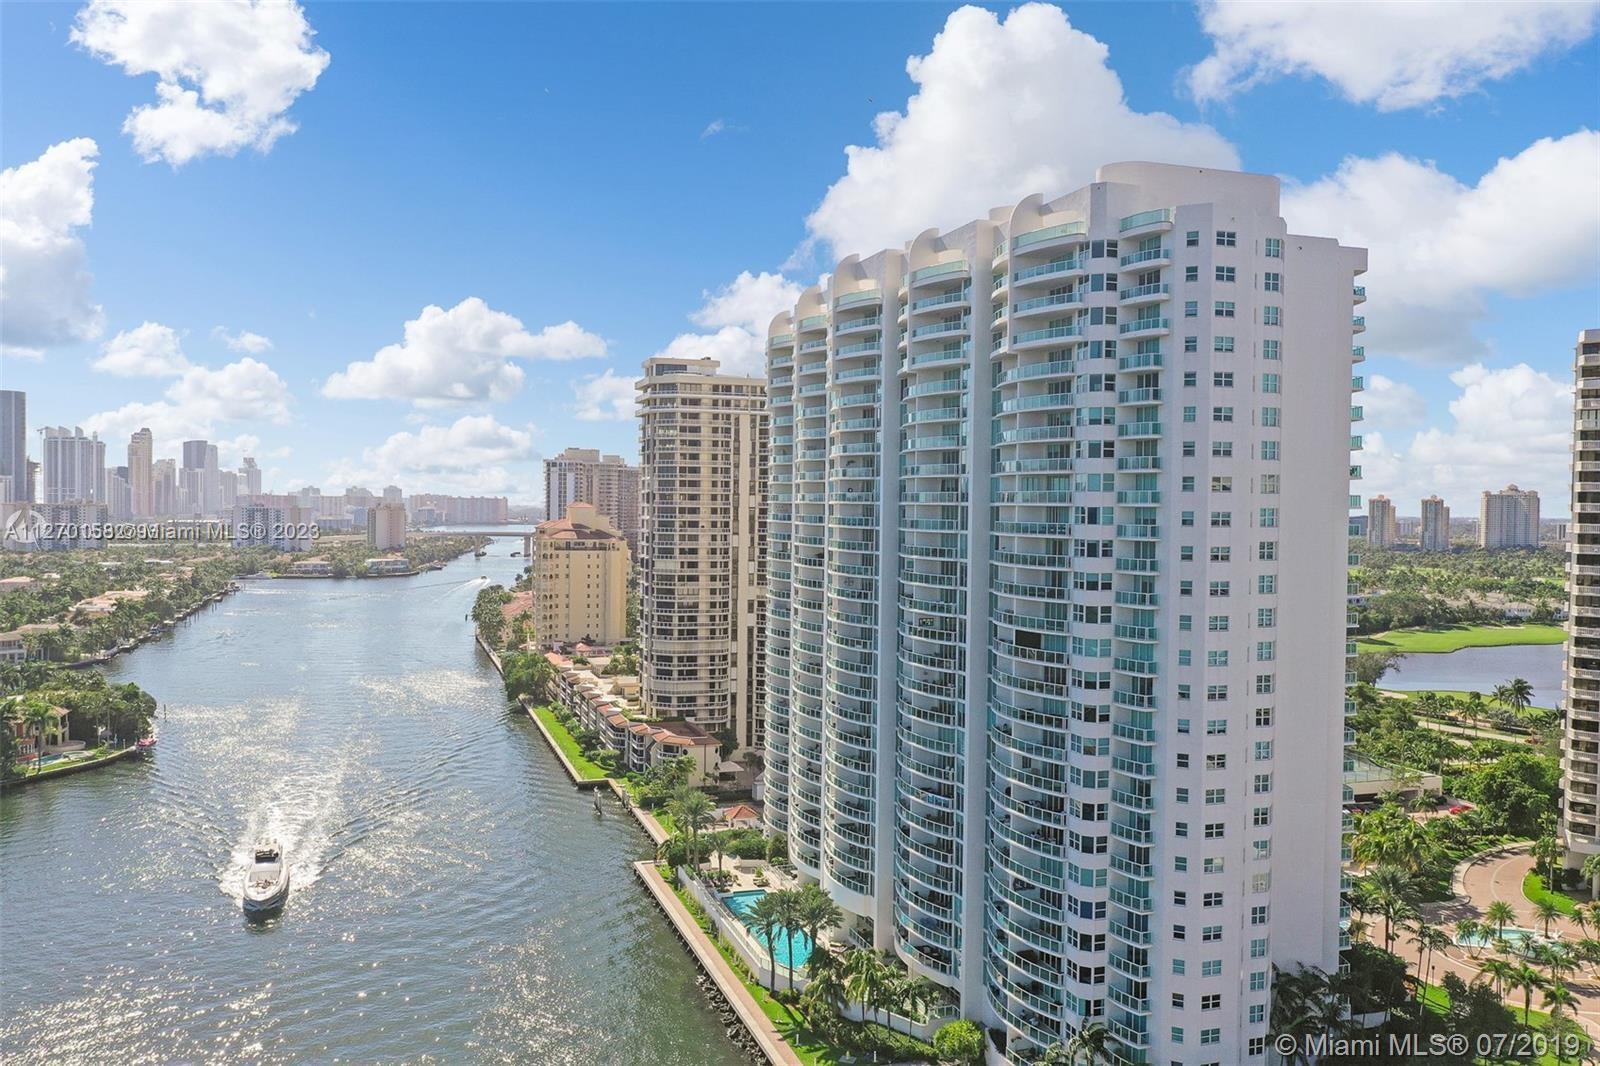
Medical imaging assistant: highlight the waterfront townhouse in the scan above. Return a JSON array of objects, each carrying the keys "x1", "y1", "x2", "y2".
[{"x1": 762, "y1": 162, "x2": 1366, "y2": 1065}]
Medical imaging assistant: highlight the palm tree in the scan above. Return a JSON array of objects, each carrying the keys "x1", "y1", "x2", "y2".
[
  {"x1": 667, "y1": 787, "x2": 714, "y2": 869},
  {"x1": 1269, "y1": 965, "x2": 1334, "y2": 1066},
  {"x1": 1534, "y1": 899, "x2": 1562, "y2": 938},
  {"x1": 1064, "y1": 1021, "x2": 1113, "y2": 1065},
  {"x1": 800, "y1": 947, "x2": 848, "y2": 1018},
  {"x1": 1571, "y1": 906, "x2": 1591, "y2": 942},
  {"x1": 1512, "y1": 964, "x2": 1546, "y2": 1027},
  {"x1": 844, "y1": 948, "x2": 888, "y2": 1026},
  {"x1": 1416, "y1": 925, "x2": 1452, "y2": 994},
  {"x1": 1506, "y1": 677, "x2": 1535, "y2": 715},
  {"x1": 1361, "y1": 866, "x2": 1418, "y2": 952},
  {"x1": 793, "y1": 883, "x2": 843, "y2": 969},
  {"x1": 1532, "y1": 835, "x2": 1563, "y2": 886},
  {"x1": 1485, "y1": 900, "x2": 1516, "y2": 939},
  {"x1": 1581, "y1": 854, "x2": 1600, "y2": 899},
  {"x1": 1456, "y1": 918, "x2": 1482, "y2": 958},
  {"x1": 19, "y1": 698, "x2": 55, "y2": 776},
  {"x1": 746, "y1": 892, "x2": 785, "y2": 991},
  {"x1": 772, "y1": 889, "x2": 803, "y2": 991},
  {"x1": 1479, "y1": 958, "x2": 1517, "y2": 1000},
  {"x1": 893, "y1": 975, "x2": 938, "y2": 1036}
]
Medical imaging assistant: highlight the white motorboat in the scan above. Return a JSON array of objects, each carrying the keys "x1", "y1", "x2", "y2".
[{"x1": 242, "y1": 841, "x2": 290, "y2": 915}]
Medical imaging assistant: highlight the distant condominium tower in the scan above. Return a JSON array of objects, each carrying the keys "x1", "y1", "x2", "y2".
[
  {"x1": 1366, "y1": 494, "x2": 1397, "y2": 547},
  {"x1": 367, "y1": 501, "x2": 407, "y2": 550},
  {"x1": 1480, "y1": 484, "x2": 1540, "y2": 548},
  {"x1": 544, "y1": 447, "x2": 642, "y2": 553},
  {"x1": 637, "y1": 356, "x2": 768, "y2": 754},
  {"x1": 382, "y1": 483, "x2": 403, "y2": 505},
  {"x1": 127, "y1": 428, "x2": 153, "y2": 517},
  {"x1": 153, "y1": 458, "x2": 178, "y2": 515},
  {"x1": 761, "y1": 162, "x2": 1366, "y2": 1064},
  {"x1": 0, "y1": 390, "x2": 27, "y2": 502},
  {"x1": 241, "y1": 457, "x2": 263, "y2": 498},
  {"x1": 1420, "y1": 495, "x2": 1451, "y2": 551},
  {"x1": 533, "y1": 502, "x2": 631, "y2": 645},
  {"x1": 38, "y1": 426, "x2": 105, "y2": 504},
  {"x1": 1564, "y1": 330, "x2": 1600, "y2": 877}
]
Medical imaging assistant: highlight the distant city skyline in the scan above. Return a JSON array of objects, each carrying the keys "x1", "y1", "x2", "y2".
[{"x1": 2, "y1": 3, "x2": 1596, "y2": 506}]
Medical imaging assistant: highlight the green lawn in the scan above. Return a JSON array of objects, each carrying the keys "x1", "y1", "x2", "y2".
[
  {"x1": 1523, "y1": 871, "x2": 1581, "y2": 917},
  {"x1": 1359, "y1": 623, "x2": 1564, "y2": 655},
  {"x1": 1420, "y1": 982, "x2": 1588, "y2": 1065},
  {"x1": 531, "y1": 705, "x2": 609, "y2": 780},
  {"x1": 1378, "y1": 689, "x2": 1555, "y2": 715}
]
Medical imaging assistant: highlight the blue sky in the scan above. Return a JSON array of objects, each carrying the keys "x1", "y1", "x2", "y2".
[{"x1": 2, "y1": 1, "x2": 1597, "y2": 509}]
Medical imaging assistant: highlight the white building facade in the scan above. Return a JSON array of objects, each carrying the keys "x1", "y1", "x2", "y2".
[{"x1": 762, "y1": 163, "x2": 1365, "y2": 1065}]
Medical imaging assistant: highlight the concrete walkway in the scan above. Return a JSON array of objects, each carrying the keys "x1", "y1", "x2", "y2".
[
  {"x1": 632, "y1": 860, "x2": 804, "y2": 1066},
  {"x1": 1407, "y1": 843, "x2": 1600, "y2": 1038}
]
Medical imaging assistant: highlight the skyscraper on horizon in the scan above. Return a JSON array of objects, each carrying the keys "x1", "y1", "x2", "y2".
[
  {"x1": 1366, "y1": 494, "x2": 1397, "y2": 548},
  {"x1": 128, "y1": 428, "x2": 154, "y2": 517},
  {"x1": 0, "y1": 390, "x2": 28, "y2": 503},
  {"x1": 1421, "y1": 495, "x2": 1451, "y2": 551},
  {"x1": 543, "y1": 447, "x2": 642, "y2": 554},
  {"x1": 761, "y1": 162, "x2": 1365, "y2": 1064},
  {"x1": 38, "y1": 426, "x2": 105, "y2": 505},
  {"x1": 1480, "y1": 484, "x2": 1540, "y2": 549},
  {"x1": 637, "y1": 356, "x2": 768, "y2": 754}
]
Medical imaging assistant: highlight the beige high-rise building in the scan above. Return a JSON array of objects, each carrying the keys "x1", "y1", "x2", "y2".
[
  {"x1": 637, "y1": 355, "x2": 767, "y2": 754},
  {"x1": 367, "y1": 502, "x2": 407, "y2": 550},
  {"x1": 1480, "y1": 484, "x2": 1541, "y2": 548},
  {"x1": 1563, "y1": 330, "x2": 1600, "y2": 874},
  {"x1": 127, "y1": 428, "x2": 153, "y2": 518},
  {"x1": 543, "y1": 447, "x2": 641, "y2": 553},
  {"x1": 1421, "y1": 495, "x2": 1451, "y2": 551},
  {"x1": 1367, "y1": 494, "x2": 1397, "y2": 547},
  {"x1": 533, "y1": 502, "x2": 631, "y2": 645}
]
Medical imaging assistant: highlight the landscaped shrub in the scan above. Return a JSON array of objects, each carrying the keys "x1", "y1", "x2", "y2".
[{"x1": 932, "y1": 1019, "x2": 984, "y2": 1064}]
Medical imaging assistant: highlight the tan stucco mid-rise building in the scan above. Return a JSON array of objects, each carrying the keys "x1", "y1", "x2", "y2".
[
  {"x1": 533, "y1": 502, "x2": 630, "y2": 645},
  {"x1": 637, "y1": 355, "x2": 767, "y2": 755},
  {"x1": 367, "y1": 502, "x2": 407, "y2": 550}
]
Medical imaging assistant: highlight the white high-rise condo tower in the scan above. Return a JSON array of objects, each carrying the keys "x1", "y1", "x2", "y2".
[
  {"x1": 637, "y1": 356, "x2": 769, "y2": 755},
  {"x1": 762, "y1": 162, "x2": 1366, "y2": 1065},
  {"x1": 1366, "y1": 494, "x2": 1396, "y2": 547},
  {"x1": 1563, "y1": 329, "x2": 1600, "y2": 879}
]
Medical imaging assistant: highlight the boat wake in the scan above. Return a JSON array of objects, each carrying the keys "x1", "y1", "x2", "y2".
[{"x1": 218, "y1": 754, "x2": 352, "y2": 904}]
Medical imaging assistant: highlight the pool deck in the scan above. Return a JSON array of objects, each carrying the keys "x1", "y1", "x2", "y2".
[{"x1": 632, "y1": 860, "x2": 805, "y2": 1066}]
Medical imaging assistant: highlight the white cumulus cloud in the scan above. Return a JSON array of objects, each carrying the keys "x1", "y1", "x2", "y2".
[
  {"x1": 801, "y1": 3, "x2": 1238, "y2": 259},
  {"x1": 0, "y1": 138, "x2": 104, "y2": 355},
  {"x1": 1284, "y1": 130, "x2": 1600, "y2": 364},
  {"x1": 83, "y1": 355, "x2": 293, "y2": 445},
  {"x1": 573, "y1": 368, "x2": 637, "y2": 422},
  {"x1": 1357, "y1": 374, "x2": 1427, "y2": 432},
  {"x1": 1190, "y1": 0, "x2": 1600, "y2": 111},
  {"x1": 213, "y1": 326, "x2": 273, "y2": 353},
  {"x1": 322, "y1": 297, "x2": 607, "y2": 406},
  {"x1": 1359, "y1": 363, "x2": 1572, "y2": 515},
  {"x1": 93, "y1": 321, "x2": 190, "y2": 376},
  {"x1": 651, "y1": 271, "x2": 803, "y2": 379},
  {"x1": 71, "y1": 0, "x2": 331, "y2": 167},
  {"x1": 325, "y1": 414, "x2": 538, "y2": 498}
]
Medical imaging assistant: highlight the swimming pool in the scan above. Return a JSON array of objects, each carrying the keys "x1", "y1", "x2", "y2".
[{"x1": 722, "y1": 889, "x2": 814, "y2": 970}]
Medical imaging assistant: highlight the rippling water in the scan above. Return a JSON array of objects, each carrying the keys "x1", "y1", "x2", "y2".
[{"x1": 0, "y1": 547, "x2": 745, "y2": 1065}]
